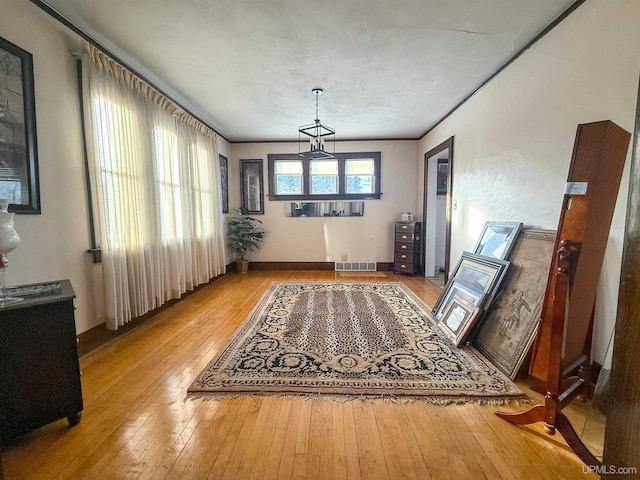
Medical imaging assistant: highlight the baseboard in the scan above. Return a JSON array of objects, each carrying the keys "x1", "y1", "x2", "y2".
[
  {"x1": 586, "y1": 360, "x2": 602, "y2": 398},
  {"x1": 240, "y1": 261, "x2": 394, "y2": 271}
]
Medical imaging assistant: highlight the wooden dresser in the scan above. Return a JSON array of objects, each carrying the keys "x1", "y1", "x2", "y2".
[
  {"x1": 394, "y1": 221, "x2": 422, "y2": 275},
  {"x1": 0, "y1": 280, "x2": 83, "y2": 442}
]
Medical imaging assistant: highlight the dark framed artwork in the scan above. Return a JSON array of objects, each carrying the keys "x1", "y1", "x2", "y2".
[
  {"x1": 0, "y1": 36, "x2": 40, "y2": 214},
  {"x1": 219, "y1": 154, "x2": 228, "y2": 214},
  {"x1": 473, "y1": 221, "x2": 523, "y2": 260},
  {"x1": 451, "y1": 252, "x2": 510, "y2": 302},
  {"x1": 436, "y1": 159, "x2": 448, "y2": 195},
  {"x1": 472, "y1": 229, "x2": 556, "y2": 379},
  {"x1": 437, "y1": 294, "x2": 482, "y2": 346},
  {"x1": 240, "y1": 159, "x2": 264, "y2": 214},
  {"x1": 433, "y1": 278, "x2": 486, "y2": 320}
]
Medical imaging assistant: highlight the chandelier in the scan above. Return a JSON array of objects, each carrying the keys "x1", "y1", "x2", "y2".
[{"x1": 298, "y1": 88, "x2": 335, "y2": 159}]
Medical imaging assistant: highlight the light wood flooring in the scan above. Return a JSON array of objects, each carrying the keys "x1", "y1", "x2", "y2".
[{"x1": 1, "y1": 271, "x2": 601, "y2": 479}]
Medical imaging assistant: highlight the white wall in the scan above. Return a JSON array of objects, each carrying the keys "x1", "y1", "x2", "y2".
[
  {"x1": 418, "y1": 0, "x2": 640, "y2": 363},
  {"x1": 229, "y1": 141, "x2": 419, "y2": 264}
]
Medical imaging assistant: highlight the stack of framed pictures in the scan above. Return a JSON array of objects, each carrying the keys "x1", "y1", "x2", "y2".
[
  {"x1": 472, "y1": 229, "x2": 556, "y2": 379},
  {"x1": 433, "y1": 222, "x2": 522, "y2": 347}
]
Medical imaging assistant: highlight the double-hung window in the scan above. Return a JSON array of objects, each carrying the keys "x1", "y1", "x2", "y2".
[
  {"x1": 268, "y1": 152, "x2": 381, "y2": 200},
  {"x1": 310, "y1": 159, "x2": 339, "y2": 194},
  {"x1": 274, "y1": 160, "x2": 303, "y2": 195},
  {"x1": 345, "y1": 158, "x2": 375, "y2": 194}
]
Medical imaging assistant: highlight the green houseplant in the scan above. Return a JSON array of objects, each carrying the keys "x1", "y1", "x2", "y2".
[{"x1": 227, "y1": 208, "x2": 266, "y2": 274}]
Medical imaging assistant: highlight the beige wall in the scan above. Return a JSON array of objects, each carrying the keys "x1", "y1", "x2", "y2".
[
  {"x1": 229, "y1": 141, "x2": 419, "y2": 264},
  {"x1": 419, "y1": 0, "x2": 640, "y2": 363}
]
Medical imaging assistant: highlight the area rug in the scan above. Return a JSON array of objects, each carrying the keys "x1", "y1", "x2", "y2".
[{"x1": 188, "y1": 282, "x2": 526, "y2": 404}]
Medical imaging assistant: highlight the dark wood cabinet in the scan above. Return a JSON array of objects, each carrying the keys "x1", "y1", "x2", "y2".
[
  {"x1": 394, "y1": 222, "x2": 422, "y2": 275},
  {"x1": 0, "y1": 280, "x2": 83, "y2": 442}
]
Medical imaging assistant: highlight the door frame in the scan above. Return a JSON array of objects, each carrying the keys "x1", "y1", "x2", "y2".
[{"x1": 422, "y1": 136, "x2": 454, "y2": 283}]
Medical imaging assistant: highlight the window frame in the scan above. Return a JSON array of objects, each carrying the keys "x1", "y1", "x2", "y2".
[{"x1": 267, "y1": 152, "x2": 381, "y2": 201}]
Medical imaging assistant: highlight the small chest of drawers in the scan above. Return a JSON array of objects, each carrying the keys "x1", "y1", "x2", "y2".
[
  {"x1": 0, "y1": 280, "x2": 83, "y2": 442},
  {"x1": 394, "y1": 221, "x2": 422, "y2": 275}
]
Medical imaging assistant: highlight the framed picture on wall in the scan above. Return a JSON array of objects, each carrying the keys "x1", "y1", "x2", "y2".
[
  {"x1": 436, "y1": 159, "x2": 448, "y2": 195},
  {"x1": 0, "y1": 36, "x2": 40, "y2": 214},
  {"x1": 219, "y1": 154, "x2": 228, "y2": 214},
  {"x1": 240, "y1": 159, "x2": 264, "y2": 214}
]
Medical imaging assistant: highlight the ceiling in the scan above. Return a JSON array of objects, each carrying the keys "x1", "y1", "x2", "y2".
[{"x1": 39, "y1": 0, "x2": 578, "y2": 143}]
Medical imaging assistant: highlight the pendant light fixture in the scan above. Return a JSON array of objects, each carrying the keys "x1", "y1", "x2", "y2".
[{"x1": 298, "y1": 88, "x2": 335, "y2": 159}]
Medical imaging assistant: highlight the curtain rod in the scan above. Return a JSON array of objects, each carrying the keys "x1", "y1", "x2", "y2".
[{"x1": 29, "y1": 0, "x2": 229, "y2": 144}]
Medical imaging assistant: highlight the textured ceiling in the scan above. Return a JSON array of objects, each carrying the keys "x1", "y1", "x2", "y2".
[{"x1": 40, "y1": 0, "x2": 577, "y2": 142}]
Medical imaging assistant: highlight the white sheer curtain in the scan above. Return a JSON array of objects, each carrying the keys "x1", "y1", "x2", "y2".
[{"x1": 82, "y1": 44, "x2": 225, "y2": 330}]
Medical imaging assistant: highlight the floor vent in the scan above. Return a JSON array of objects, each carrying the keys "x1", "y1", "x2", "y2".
[{"x1": 334, "y1": 262, "x2": 377, "y2": 272}]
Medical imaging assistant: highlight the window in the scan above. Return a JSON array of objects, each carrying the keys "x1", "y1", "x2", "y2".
[
  {"x1": 153, "y1": 126, "x2": 183, "y2": 243},
  {"x1": 84, "y1": 42, "x2": 226, "y2": 329},
  {"x1": 310, "y1": 159, "x2": 338, "y2": 194},
  {"x1": 93, "y1": 95, "x2": 145, "y2": 247},
  {"x1": 274, "y1": 160, "x2": 303, "y2": 195},
  {"x1": 268, "y1": 152, "x2": 381, "y2": 200},
  {"x1": 345, "y1": 158, "x2": 375, "y2": 194}
]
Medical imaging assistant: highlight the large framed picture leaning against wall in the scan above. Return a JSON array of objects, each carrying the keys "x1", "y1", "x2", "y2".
[{"x1": 472, "y1": 229, "x2": 556, "y2": 379}]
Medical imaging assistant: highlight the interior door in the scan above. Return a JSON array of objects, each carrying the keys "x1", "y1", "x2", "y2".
[{"x1": 422, "y1": 137, "x2": 453, "y2": 283}]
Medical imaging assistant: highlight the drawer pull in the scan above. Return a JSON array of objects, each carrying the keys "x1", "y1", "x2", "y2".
[
  {"x1": 401, "y1": 225, "x2": 408, "y2": 229},
  {"x1": 401, "y1": 264, "x2": 406, "y2": 268},
  {"x1": 401, "y1": 254, "x2": 407, "y2": 259},
  {"x1": 401, "y1": 245, "x2": 407, "y2": 249},
  {"x1": 401, "y1": 235, "x2": 408, "y2": 239}
]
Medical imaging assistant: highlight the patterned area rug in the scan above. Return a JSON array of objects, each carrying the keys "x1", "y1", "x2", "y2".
[{"x1": 188, "y1": 282, "x2": 525, "y2": 403}]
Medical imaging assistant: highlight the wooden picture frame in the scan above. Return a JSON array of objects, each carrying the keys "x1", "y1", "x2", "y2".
[
  {"x1": 432, "y1": 252, "x2": 510, "y2": 316},
  {"x1": 451, "y1": 252, "x2": 509, "y2": 300},
  {"x1": 219, "y1": 154, "x2": 228, "y2": 214},
  {"x1": 473, "y1": 221, "x2": 522, "y2": 260},
  {"x1": 433, "y1": 278, "x2": 486, "y2": 320},
  {"x1": 437, "y1": 295, "x2": 482, "y2": 346},
  {"x1": 240, "y1": 159, "x2": 264, "y2": 214},
  {"x1": 472, "y1": 229, "x2": 556, "y2": 378},
  {"x1": 0, "y1": 36, "x2": 40, "y2": 214}
]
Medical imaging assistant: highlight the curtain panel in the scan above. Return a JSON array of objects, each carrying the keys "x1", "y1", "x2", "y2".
[{"x1": 82, "y1": 43, "x2": 225, "y2": 329}]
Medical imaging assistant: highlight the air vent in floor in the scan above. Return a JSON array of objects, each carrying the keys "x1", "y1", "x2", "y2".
[{"x1": 334, "y1": 262, "x2": 377, "y2": 272}]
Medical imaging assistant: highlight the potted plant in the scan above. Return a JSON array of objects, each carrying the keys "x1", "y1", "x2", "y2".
[{"x1": 227, "y1": 208, "x2": 266, "y2": 274}]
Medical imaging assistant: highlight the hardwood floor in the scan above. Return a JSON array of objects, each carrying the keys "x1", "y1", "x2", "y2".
[{"x1": 1, "y1": 271, "x2": 599, "y2": 479}]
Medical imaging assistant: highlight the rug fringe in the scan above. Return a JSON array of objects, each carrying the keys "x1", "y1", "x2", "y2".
[{"x1": 185, "y1": 391, "x2": 532, "y2": 406}]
